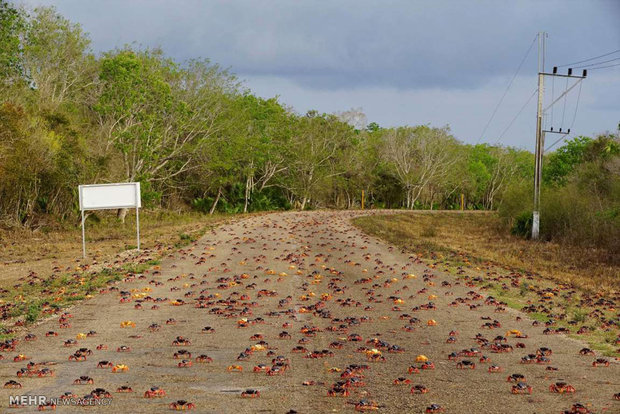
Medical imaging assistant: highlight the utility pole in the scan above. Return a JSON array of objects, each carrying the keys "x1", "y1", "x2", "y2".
[
  {"x1": 532, "y1": 31, "x2": 546, "y2": 240},
  {"x1": 531, "y1": 32, "x2": 587, "y2": 239}
]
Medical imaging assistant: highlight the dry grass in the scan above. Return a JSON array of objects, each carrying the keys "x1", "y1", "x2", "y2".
[
  {"x1": 353, "y1": 211, "x2": 619, "y2": 292},
  {"x1": 0, "y1": 210, "x2": 242, "y2": 289}
]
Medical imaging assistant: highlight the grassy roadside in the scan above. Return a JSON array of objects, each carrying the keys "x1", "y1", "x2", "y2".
[
  {"x1": 353, "y1": 212, "x2": 620, "y2": 356},
  {"x1": 0, "y1": 210, "x2": 249, "y2": 340}
]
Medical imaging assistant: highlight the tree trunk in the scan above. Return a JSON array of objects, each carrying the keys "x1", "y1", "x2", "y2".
[
  {"x1": 117, "y1": 208, "x2": 128, "y2": 223},
  {"x1": 243, "y1": 175, "x2": 254, "y2": 213},
  {"x1": 209, "y1": 187, "x2": 222, "y2": 215},
  {"x1": 300, "y1": 196, "x2": 307, "y2": 211}
]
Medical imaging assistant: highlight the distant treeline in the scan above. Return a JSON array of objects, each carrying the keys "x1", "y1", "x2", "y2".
[{"x1": 0, "y1": 2, "x2": 618, "y2": 253}]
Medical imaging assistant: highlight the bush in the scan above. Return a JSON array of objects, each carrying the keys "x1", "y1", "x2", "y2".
[
  {"x1": 511, "y1": 211, "x2": 532, "y2": 238},
  {"x1": 499, "y1": 138, "x2": 620, "y2": 262}
]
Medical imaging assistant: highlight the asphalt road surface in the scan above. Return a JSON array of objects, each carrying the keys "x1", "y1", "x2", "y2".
[{"x1": 0, "y1": 211, "x2": 617, "y2": 413}]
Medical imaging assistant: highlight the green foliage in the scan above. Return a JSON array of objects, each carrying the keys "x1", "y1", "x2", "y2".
[
  {"x1": 0, "y1": 0, "x2": 26, "y2": 79},
  {"x1": 544, "y1": 136, "x2": 592, "y2": 185}
]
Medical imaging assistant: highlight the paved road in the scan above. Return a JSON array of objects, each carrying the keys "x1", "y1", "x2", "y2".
[{"x1": 0, "y1": 211, "x2": 617, "y2": 413}]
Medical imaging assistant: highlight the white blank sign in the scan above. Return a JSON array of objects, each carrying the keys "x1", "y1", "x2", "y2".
[{"x1": 79, "y1": 182, "x2": 141, "y2": 211}]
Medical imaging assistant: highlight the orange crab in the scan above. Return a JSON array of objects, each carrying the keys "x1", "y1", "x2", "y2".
[{"x1": 112, "y1": 364, "x2": 129, "y2": 373}]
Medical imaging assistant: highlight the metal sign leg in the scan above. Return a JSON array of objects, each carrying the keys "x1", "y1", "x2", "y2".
[
  {"x1": 136, "y1": 207, "x2": 140, "y2": 252},
  {"x1": 81, "y1": 210, "x2": 86, "y2": 258}
]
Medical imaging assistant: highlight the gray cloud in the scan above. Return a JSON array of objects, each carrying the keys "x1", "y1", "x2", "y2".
[{"x1": 16, "y1": 0, "x2": 620, "y2": 148}]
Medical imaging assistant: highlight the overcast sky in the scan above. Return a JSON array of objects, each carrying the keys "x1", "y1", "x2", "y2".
[{"x1": 19, "y1": 0, "x2": 620, "y2": 150}]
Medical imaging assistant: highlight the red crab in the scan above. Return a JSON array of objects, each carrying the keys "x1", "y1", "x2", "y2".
[
  {"x1": 4, "y1": 380, "x2": 22, "y2": 389},
  {"x1": 327, "y1": 386, "x2": 349, "y2": 397},
  {"x1": 253, "y1": 364, "x2": 270, "y2": 373},
  {"x1": 174, "y1": 350, "x2": 192, "y2": 359},
  {"x1": 195, "y1": 355, "x2": 213, "y2": 363},
  {"x1": 97, "y1": 360, "x2": 113, "y2": 368},
  {"x1": 144, "y1": 386, "x2": 166, "y2": 398},
  {"x1": 172, "y1": 336, "x2": 191, "y2": 346},
  {"x1": 353, "y1": 399, "x2": 380, "y2": 411},
  {"x1": 420, "y1": 361, "x2": 435, "y2": 370},
  {"x1": 117, "y1": 386, "x2": 133, "y2": 393},
  {"x1": 241, "y1": 389, "x2": 260, "y2": 398},
  {"x1": 73, "y1": 376, "x2": 94, "y2": 385},
  {"x1": 410, "y1": 384, "x2": 429, "y2": 394},
  {"x1": 549, "y1": 382, "x2": 575, "y2": 393},
  {"x1": 59, "y1": 392, "x2": 77, "y2": 399},
  {"x1": 37, "y1": 402, "x2": 56, "y2": 411},
  {"x1": 69, "y1": 353, "x2": 87, "y2": 361},
  {"x1": 563, "y1": 403, "x2": 591, "y2": 414},
  {"x1": 511, "y1": 382, "x2": 532, "y2": 394},
  {"x1": 456, "y1": 360, "x2": 476, "y2": 369},
  {"x1": 592, "y1": 358, "x2": 609, "y2": 367},
  {"x1": 425, "y1": 404, "x2": 445, "y2": 413},
  {"x1": 407, "y1": 365, "x2": 420, "y2": 374},
  {"x1": 393, "y1": 377, "x2": 411, "y2": 385},
  {"x1": 488, "y1": 365, "x2": 502, "y2": 373},
  {"x1": 169, "y1": 400, "x2": 195, "y2": 410},
  {"x1": 178, "y1": 360, "x2": 192, "y2": 368}
]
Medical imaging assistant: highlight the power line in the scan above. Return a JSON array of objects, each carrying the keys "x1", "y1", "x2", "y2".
[
  {"x1": 545, "y1": 133, "x2": 570, "y2": 152},
  {"x1": 560, "y1": 76, "x2": 569, "y2": 128},
  {"x1": 477, "y1": 35, "x2": 537, "y2": 143},
  {"x1": 588, "y1": 62, "x2": 620, "y2": 70},
  {"x1": 573, "y1": 56, "x2": 620, "y2": 68},
  {"x1": 568, "y1": 80, "x2": 583, "y2": 132},
  {"x1": 495, "y1": 87, "x2": 538, "y2": 144},
  {"x1": 557, "y1": 49, "x2": 620, "y2": 67}
]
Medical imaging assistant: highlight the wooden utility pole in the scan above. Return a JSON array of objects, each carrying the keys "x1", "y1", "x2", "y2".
[{"x1": 361, "y1": 190, "x2": 365, "y2": 210}]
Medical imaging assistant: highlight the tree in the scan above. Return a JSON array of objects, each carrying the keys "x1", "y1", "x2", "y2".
[
  {"x1": 0, "y1": 0, "x2": 25, "y2": 82},
  {"x1": 22, "y1": 6, "x2": 95, "y2": 110},
  {"x1": 381, "y1": 125, "x2": 459, "y2": 209},
  {"x1": 543, "y1": 136, "x2": 592, "y2": 186},
  {"x1": 283, "y1": 112, "x2": 353, "y2": 210}
]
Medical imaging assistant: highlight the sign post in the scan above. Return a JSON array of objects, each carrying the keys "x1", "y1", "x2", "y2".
[{"x1": 78, "y1": 182, "x2": 141, "y2": 258}]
